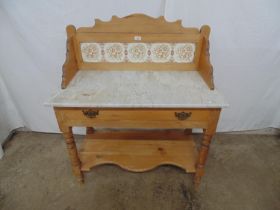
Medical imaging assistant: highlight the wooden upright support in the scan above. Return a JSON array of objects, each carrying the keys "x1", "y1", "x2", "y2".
[
  {"x1": 61, "y1": 127, "x2": 84, "y2": 183},
  {"x1": 194, "y1": 109, "x2": 220, "y2": 187}
]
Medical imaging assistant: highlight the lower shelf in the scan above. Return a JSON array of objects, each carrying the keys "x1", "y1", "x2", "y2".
[{"x1": 79, "y1": 130, "x2": 198, "y2": 173}]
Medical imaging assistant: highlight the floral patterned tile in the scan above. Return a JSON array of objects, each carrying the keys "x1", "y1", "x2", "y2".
[
  {"x1": 80, "y1": 42, "x2": 195, "y2": 63},
  {"x1": 127, "y1": 43, "x2": 148, "y2": 63}
]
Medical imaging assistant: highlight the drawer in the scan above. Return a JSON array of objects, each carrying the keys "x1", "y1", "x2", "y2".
[
  {"x1": 55, "y1": 108, "x2": 210, "y2": 123},
  {"x1": 55, "y1": 108, "x2": 210, "y2": 128}
]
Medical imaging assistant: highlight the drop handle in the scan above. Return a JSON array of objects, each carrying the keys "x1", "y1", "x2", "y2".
[
  {"x1": 82, "y1": 109, "x2": 99, "y2": 118},
  {"x1": 175, "y1": 112, "x2": 192, "y2": 120}
]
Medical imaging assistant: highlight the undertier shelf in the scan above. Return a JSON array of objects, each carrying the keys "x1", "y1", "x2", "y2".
[{"x1": 79, "y1": 130, "x2": 198, "y2": 173}]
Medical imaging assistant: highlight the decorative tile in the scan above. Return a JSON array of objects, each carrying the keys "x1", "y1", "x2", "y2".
[
  {"x1": 81, "y1": 43, "x2": 102, "y2": 62},
  {"x1": 150, "y1": 43, "x2": 172, "y2": 63},
  {"x1": 127, "y1": 43, "x2": 148, "y2": 63},
  {"x1": 80, "y1": 42, "x2": 196, "y2": 63},
  {"x1": 174, "y1": 43, "x2": 195, "y2": 63},
  {"x1": 104, "y1": 43, "x2": 125, "y2": 62}
]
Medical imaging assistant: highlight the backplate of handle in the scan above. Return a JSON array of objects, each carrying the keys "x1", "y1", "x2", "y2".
[
  {"x1": 82, "y1": 109, "x2": 99, "y2": 118},
  {"x1": 175, "y1": 112, "x2": 192, "y2": 120}
]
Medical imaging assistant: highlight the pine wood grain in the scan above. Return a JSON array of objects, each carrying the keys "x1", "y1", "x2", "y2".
[
  {"x1": 80, "y1": 136, "x2": 198, "y2": 173},
  {"x1": 77, "y1": 14, "x2": 200, "y2": 34},
  {"x1": 54, "y1": 108, "x2": 211, "y2": 130}
]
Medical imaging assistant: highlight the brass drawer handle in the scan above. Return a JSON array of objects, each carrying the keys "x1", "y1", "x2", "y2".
[
  {"x1": 82, "y1": 109, "x2": 99, "y2": 118},
  {"x1": 175, "y1": 112, "x2": 192, "y2": 120}
]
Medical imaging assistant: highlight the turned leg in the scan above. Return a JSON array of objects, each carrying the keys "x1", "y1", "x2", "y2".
[
  {"x1": 86, "y1": 127, "x2": 95, "y2": 135},
  {"x1": 62, "y1": 127, "x2": 84, "y2": 183},
  {"x1": 194, "y1": 130, "x2": 214, "y2": 187},
  {"x1": 194, "y1": 109, "x2": 220, "y2": 188}
]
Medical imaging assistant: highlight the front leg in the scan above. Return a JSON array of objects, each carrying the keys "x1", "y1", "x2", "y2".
[
  {"x1": 194, "y1": 109, "x2": 220, "y2": 188},
  {"x1": 194, "y1": 130, "x2": 214, "y2": 187},
  {"x1": 62, "y1": 127, "x2": 84, "y2": 183}
]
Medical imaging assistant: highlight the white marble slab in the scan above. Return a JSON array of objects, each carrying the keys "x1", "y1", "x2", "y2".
[{"x1": 46, "y1": 70, "x2": 228, "y2": 108}]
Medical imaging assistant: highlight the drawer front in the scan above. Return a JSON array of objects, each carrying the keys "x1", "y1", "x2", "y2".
[
  {"x1": 58, "y1": 108, "x2": 209, "y2": 121},
  {"x1": 55, "y1": 108, "x2": 210, "y2": 129}
]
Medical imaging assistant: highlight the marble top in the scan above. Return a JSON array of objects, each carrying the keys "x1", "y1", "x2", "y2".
[{"x1": 46, "y1": 70, "x2": 228, "y2": 108}]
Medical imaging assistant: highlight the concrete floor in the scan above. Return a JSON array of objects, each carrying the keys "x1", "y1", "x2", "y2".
[{"x1": 0, "y1": 132, "x2": 279, "y2": 210}]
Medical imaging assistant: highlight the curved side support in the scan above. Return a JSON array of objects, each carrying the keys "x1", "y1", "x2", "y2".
[
  {"x1": 61, "y1": 25, "x2": 78, "y2": 89},
  {"x1": 198, "y1": 25, "x2": 215, "y2": 90}
]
